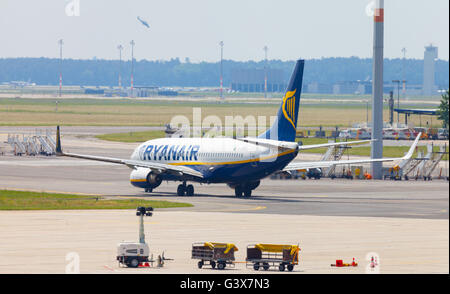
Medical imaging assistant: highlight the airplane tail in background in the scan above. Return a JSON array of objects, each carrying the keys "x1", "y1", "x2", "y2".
[{"x1": 259, "y1": 59, "x2": 304, "y2": 142}]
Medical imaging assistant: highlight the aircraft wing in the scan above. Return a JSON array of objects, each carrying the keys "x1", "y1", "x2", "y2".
[
  {"x1": 283, "y1": 133, "x2": 421, "y2": 171},
  {"x1": 59, "y1": 152, "x2": 203, "y2": 179},
  {"x1": 54, "y1": 127, "x2": 203, "y2": 179}
]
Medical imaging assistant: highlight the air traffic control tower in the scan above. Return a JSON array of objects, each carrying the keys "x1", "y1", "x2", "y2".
[{"x1": 423, "y1": 45, "x2": 438, "y2": 96}]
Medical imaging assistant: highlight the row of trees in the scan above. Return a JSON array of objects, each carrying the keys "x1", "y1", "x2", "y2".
[
  {"x1": 438, "y1": 90, "x2": 449, "y2": 129},
  {"x1": 0, "y1": 57, "x2": 448, "y2": 88}
]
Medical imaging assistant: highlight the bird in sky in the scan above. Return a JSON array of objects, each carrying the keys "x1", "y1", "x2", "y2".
[{"x1": 137, "y1": 16, "x2": 150, "y2": 29}]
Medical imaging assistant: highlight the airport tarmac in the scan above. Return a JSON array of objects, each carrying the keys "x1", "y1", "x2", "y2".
[
  {"x1": 0, "y1": 126, "x2": 448, "y2": 274},
  {"x1": 0, "y1": 210, "x2": 447, "y2": 274}
]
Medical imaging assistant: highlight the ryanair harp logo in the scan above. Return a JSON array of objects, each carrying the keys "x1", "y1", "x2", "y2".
[{"x1": 282, "y1": 89, "x2": 297, "y2": 129}]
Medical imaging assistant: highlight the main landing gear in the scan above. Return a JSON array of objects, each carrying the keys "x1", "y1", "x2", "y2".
[
  {"x1": 231, "y1": 181, "x2": 259, "y2": 198},
  {"x1": 177, "y1": 181, "x2": 194, "y2": 196},
  {"x1": 234, "y1": 186, "x2": 252, "y2": 198}
]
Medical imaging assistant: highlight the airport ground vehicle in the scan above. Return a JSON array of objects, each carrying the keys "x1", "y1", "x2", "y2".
[
  {"x1": 117, "y1": 242, "x2": 150, "y2": 268},
  {"x1": 383, "y1": 128, "x2": 411, "y2": 140},
  {"x1": 116, "y1": 207, "x2": 153, "y2": 268},
  {"x1": 437, "y1": 128, "x2": 449, "y2": 140},
  {"x1": 192, "y1": 242, "x2": 237, "y2": 270},
  {"x1": 306, "y1": 168, "x2": 322, "y2": 179},
  {"x1": 246, "y1": 244, "x2": 300, "y2": 272},
  {"x1": 412, "y1": 128, "x2": 429, "y2": 139}
]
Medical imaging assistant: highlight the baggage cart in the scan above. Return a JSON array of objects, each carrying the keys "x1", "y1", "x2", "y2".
[
  {"x1": 191, "y1": 242, "x2": 237, "y2": 270},
  {"x1": 246, "y1": 244, "x2": 300, "y2": 272}
]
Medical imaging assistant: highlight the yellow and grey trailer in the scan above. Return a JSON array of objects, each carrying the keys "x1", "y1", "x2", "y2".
[
  {"x1": 246, "y1": 244, "x2": 300, "y2": 272},
  {"x1": 191, "y1": 242, "x2": 238, "y2": 270}
]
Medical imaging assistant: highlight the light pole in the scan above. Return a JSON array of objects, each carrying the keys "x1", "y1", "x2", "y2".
[
  {"x1": 392, "y1": 80, "x2": 400, "y2": 124},
  {"x1": 58, "y1": 39, "x2": 63, "y2": 97},
  {"x1": 263, "y1": 46, "x2": 268, "y2": 98},
  {"x1": 136, "y1": 206, "x2": 153, "y2": 244},
  {"x1": 117, "y1": 45, "x2": 123, "y2": 89},
  {"x1": 366, "y1": 100, "x2": 369, "y2": 126},
  {"x1": 130, "y1": 40, "x2": 135, "y2": 97},
  {"x1": 401, "y1": 47, "x2": 407, "y2": 96},
  {"x1": 219, "y1": 41, "x2": 224, "y2": 100}
]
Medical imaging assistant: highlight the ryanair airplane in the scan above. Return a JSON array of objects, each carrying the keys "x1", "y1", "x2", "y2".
[{"x1": 55, "y1": 60, "x2": 421, "y2": 197}]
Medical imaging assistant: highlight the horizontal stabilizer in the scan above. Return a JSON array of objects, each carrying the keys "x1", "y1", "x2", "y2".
[
  {"x1": 236, "y1": 137, "x2": 299, "y2": 150},
  {"x1": 298, "y1": 139, "x2": 373, "y2": 151}
]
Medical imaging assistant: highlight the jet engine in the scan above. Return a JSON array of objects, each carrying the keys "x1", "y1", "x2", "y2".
[
  {"x1": 146, "y1": 173, "x2": 162, "y2": 188},
  {"x1": 130, "y1": 167, "x2": 162, "y2": 189}
]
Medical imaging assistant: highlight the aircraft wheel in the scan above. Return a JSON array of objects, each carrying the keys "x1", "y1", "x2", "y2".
[
  {"x1": 234, "y1": 187, "x2": 243, "y2": 197},
  {"x1": 244, "y1": 189, "x2": 252, "y2": 197},
  {"x1": 177, "y1": 185, "x2": 186, "y2": 196},
  {"x1": 186, "y1": 184, "x2": 194, "y2": 196}
]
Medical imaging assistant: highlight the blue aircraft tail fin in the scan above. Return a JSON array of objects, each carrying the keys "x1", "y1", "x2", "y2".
[{"x1": 259, "y1": 59, "x2": 304, "y2": 142}]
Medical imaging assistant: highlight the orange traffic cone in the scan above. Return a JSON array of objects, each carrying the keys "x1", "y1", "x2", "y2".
[{"x1": 139, "y1": 262, "x2": 150, "y2": 268}]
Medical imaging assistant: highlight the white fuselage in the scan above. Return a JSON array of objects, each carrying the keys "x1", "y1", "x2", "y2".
[
  {"x1": 129, "y1": 137, "x2": 297, "y2": 185},
  {"x1": 130, "y1": 137, "x2": 270, "y2": 165}
]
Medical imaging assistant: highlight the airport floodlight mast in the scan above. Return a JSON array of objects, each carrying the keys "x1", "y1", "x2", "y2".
[
  {"x1": 371, "y1": 0, "x2": 384, "y2": 180},
  {"x1": 366, "y1": 100, "x2": 369, "y2": 126},
  {"x1": 136, "y1": 206, "x2": 153, "y2": 244},
  {"x1": 117, "y1": 45, "x2": 123, "y2": 89},
  {"x1": 402, "y1": 47, "x2": 407, "y2": 96},
  {"x1": 264, "y1": 46, "x2": 268, "y2": 98},
  {"x1": 130, "y1": 40, "x2": 135, "y2": 97},
  {"x1": 58, "y1": 39, "x2": 63, "y2": 97},
  {"x1": 219, "y1": 41, "x2": 224, "y2": 100},
  {"x1": 392, "y1": 80, "x2": 401, "y2": 123}
]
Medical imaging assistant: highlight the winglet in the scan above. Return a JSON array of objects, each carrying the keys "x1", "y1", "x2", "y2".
[
  {"x1": 55, "y1": 126, "x2": 62, "y2": 155},
  {"x1": 402, "y1": 132, "x2": 421, "y2": 160}
]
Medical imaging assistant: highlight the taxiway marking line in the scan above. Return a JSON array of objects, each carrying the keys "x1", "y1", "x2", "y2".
[
  {"x1": 209, "y1": 206, "x2": 267, "y2": 212},
  {"x1": 103, "y1": 265, "x2": 116, "y2": 272}
]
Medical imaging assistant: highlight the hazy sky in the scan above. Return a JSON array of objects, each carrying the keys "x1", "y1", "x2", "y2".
[{"x1": 0, "y1": 0, "x2": 448, "y2": 61}]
